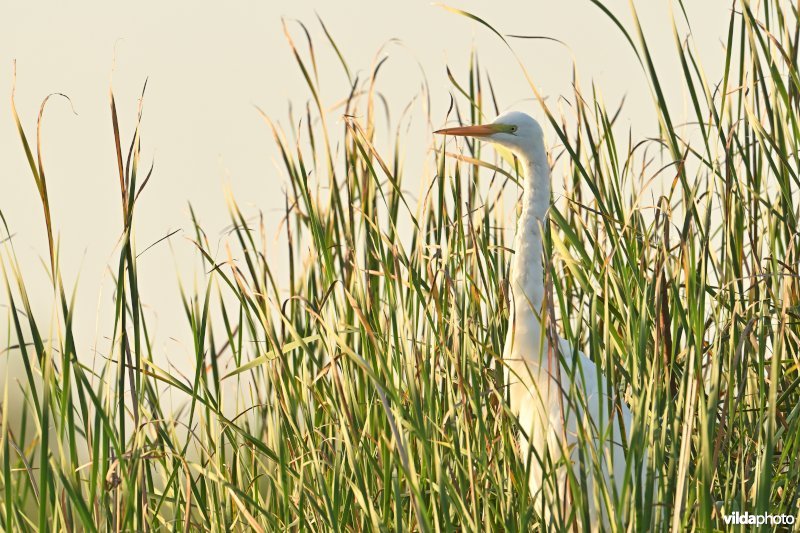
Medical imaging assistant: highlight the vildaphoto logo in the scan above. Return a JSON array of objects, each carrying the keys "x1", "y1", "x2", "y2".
[{"x1": 722, "y1": 511, "x2": 796, "y2": 526}]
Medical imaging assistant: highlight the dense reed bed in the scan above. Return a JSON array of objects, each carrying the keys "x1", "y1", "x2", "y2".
[{"x1": 2, "y1": 1, "x2": 799, "y2": 530}]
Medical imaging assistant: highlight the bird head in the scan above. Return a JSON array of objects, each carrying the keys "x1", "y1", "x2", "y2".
[{"x1": 434, "y1": 111, "x2": 543, "y2": 154}]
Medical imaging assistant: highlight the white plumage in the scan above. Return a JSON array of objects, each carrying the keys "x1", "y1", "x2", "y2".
[{"x1": 436, "y1": 112, "x2": 635, "y2": 531}]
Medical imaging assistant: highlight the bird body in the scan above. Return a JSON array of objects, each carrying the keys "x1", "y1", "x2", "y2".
[{"x1": 436, "y1": 112, "x2": 635, "y2": 531}]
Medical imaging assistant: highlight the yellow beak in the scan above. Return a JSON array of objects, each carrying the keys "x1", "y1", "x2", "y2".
[{"x1": 433, "y1": 124, "x2": 501, "y2": 137}]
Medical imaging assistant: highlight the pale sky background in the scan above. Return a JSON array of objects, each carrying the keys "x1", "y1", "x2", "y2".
[{"x1": 1, "y1": 1, "x2": 729, "y2": 377}]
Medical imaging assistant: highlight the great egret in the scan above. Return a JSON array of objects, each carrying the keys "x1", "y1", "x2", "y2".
[{"x1": 436, "y1": 111, "x2": 635, "y2": 531}]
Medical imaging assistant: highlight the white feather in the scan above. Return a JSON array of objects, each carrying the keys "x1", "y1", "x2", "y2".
[
  {"x1": 437, "y1": 111, "x2": 639, "y2": 529},
  {"x1": 487, "y1": 111, "x2": 634, "y2": 530}
]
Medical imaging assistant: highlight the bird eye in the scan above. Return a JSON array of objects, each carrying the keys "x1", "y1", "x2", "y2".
[{"x1": 510, "y1": 126, "x2": 518, "y2": 133}]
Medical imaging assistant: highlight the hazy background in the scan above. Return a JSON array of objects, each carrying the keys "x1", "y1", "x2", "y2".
[{"x1": 1, "y1": 1, "x2": 729, "y2": 375}]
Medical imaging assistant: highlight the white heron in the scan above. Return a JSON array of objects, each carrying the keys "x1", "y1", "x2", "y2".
[{"x1": 436, "y1": 111, "x2": 636, "y2": 531}]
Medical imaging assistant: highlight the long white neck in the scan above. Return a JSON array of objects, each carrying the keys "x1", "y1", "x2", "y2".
[{"x1": 509, "y1": 142, "x2": 550, "y2": 315}]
